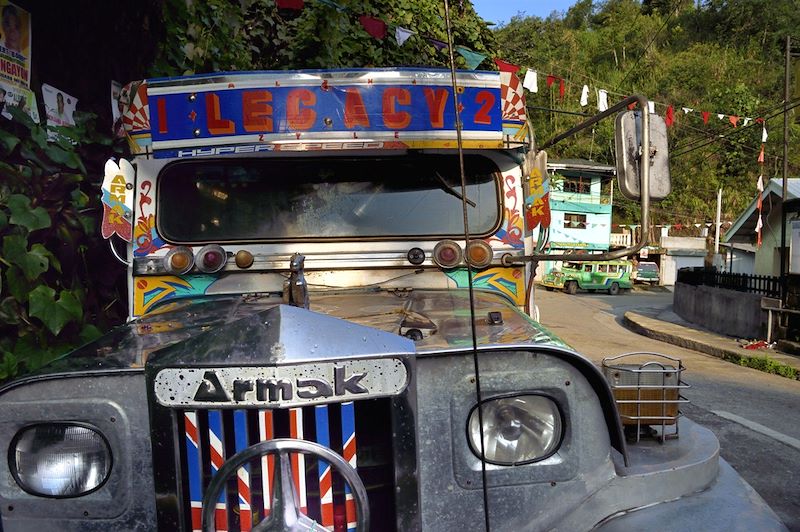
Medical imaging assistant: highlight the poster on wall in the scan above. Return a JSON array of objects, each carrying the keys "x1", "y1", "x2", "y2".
[
  {"x1": 0, "y1": 79, "x2": 38, "y2": 122},
  {"x1": 42, "y1": 83, "x2": 77, "y2": 129},
  {"x1": 0, "y1": 1, "x2": 31, "y2": 88}
]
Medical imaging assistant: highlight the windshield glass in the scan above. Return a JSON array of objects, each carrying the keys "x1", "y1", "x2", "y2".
[
  {"x1": 158, "y1": 155, "x2": 500, "y2": 242},
  {"x1": 638, "y1": 263, "x2": 658, "y2": 272}
]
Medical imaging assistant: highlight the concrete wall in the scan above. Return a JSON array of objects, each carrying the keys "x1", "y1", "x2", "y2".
[
  {"x1": 661, "y1": 255, "x2": 704, "y2": 286},
  {"x1": 729, "y1": 248, "x2": 755, "y2": 274},
  {"x1": 674, "y1": 282, "x2": 765, "y2": 339}
]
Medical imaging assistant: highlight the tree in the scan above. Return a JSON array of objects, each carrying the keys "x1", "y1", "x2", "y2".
[{"x1": 152, "y1": 0, "x2": 497, "y2": 76}]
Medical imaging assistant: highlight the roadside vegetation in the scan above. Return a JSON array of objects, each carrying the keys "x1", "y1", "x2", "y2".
[{"x1": 493, "y1": 0, "x2": 800, "y2": 229}]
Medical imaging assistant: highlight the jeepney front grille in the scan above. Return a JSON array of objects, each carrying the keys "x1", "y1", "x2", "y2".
[{"x1": 175, "y1": 400, "x2": 395, "y2": 531}]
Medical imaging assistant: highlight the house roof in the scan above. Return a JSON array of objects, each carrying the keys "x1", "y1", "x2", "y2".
[
  {"x1": 724, "y1": 178, "x2": 800, "y2": 243},
  {"x1": 548, "y1": 159, "x2": 616, "y2": 176}
]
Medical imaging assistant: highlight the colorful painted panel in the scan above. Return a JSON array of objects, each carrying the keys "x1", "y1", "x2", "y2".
[
  {"x1": 100, "y1": 158, "x2": 134, "y2": 241},
  {"x1": 445, "y1": 267, "x2": 525, "y2": 306},
  {"x1": 133, "y1": 275, "x2": 217, "y2": 316}
]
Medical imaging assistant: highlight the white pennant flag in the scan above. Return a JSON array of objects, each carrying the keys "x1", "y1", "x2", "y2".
[
  {"x1": 648, "y1": 101, "x2": 655, "y2": 114},
  {"x1": 523, "y1": 70, "x2": 538, "y2": 93},
  {"x1": 762, "y1": 125, "x2": 768, "y2": 143},
  {"x1": 743, "y1": 117, "x2": 752, "y2": 126},
  {"x1": 597, "y1": 89, "x2": 609, "y2": 112},
  {"x1": 395, "y1": 26, "x2": 415, "y2": 46},
  {"x1": 757, "y1": 174, "x2": 764, "y2": 192},
  {"x1": 755, "y1": 215, "x2": 763, "y2": 233},
  {"x1": 717, "y1": 113, "x2": 725, "y2": 120},
  {"x1": 682, "y1": 107, "x2": 694, "y2": 114},
  {"x1": 580, "y1": 85, "x2": 589, "y2": 106}
]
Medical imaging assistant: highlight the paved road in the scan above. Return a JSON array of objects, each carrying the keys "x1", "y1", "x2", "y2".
[{"x1": 535, "y1": 286, "x2": 800, "y2": 530}]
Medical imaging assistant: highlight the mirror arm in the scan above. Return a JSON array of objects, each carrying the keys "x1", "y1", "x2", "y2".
[{"x1": 504, "y1": 95, "x2": 650, "y2": 265}]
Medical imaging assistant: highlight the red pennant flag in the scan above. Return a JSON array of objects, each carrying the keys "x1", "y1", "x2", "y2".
[
  {"x1": 755, "y1": 117, "x2": 765, "y2": 124},
  {"x1": 559, "y1": 78, "x2": 565, "y2": 99},
  {"x1": 758, "y1": 144, "x2": 765, "y2": 163},
  {"x1": 673, "y1": 223, "x2": 683, "y2": 230},
  {"x1": 627, "y1": 100, "x2": 637, "y2": 110},
  {"x1": 276, "y1": 0, "x2": 304, "y2": 8},
  {"x1": 729, "y1": 115, "x2": 739, "y2": 127},
  {"x1": 546, "y1": 74, "x2": 556, "y2": 87},
  {"x1": 359, "y1": 16, "x2": 387, "y2": 39},
  {"x1": 665, "y1": 106, "x2": 674, "y2": 127},
  {"x1": 701, "y1": 111, "x2": 710, "y2": 124},
  {"x1": 494, "y1": 58, "x2": 520, "y2": 73}
]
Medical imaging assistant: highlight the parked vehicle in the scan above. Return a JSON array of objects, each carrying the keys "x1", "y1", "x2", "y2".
[
  {"x1": 0, "y1": 68, "x2": 784, "y2": 531},
  {"x1": 542, "y1": 260, "x2": 633, "y2": 295},
  {"x1": 634, "y1": 261, "x2": 661, "y2": 283}
]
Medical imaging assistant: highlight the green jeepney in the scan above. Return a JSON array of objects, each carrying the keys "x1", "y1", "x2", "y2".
[{"x1": 541, "y1": 260, "x2": 633, "y2": 295}]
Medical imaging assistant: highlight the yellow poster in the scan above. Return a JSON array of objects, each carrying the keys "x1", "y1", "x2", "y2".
[{"x1": 0, "y1": 1, "x2": 31, "y2": 87}]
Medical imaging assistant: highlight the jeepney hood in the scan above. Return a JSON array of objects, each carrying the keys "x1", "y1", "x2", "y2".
[{"x1": 9, "y1": 289, "x2": 566, "y2": 382}]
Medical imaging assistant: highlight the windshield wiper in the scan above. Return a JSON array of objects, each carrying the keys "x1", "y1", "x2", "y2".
[{"x1": 434, "y1": 171, "x2": 476, "y2": 207}]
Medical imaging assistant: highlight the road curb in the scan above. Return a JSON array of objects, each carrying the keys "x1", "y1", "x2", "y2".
[{"x1": 623, "y1": 311, "x2": 800, "y2": 378}]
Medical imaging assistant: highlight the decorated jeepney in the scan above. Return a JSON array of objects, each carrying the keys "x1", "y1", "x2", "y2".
[{"x1": 0, "y1": 68, "x2": 786, "y2": 531}]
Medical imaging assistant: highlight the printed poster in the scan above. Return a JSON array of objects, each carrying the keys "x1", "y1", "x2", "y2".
[
  {"x1": 42, "y1": 83, "x2": 77, "y2": 128},
  {"x1": 0, "y1": 78, "x2": 38, "y2": 122},
  {"x1": 0, "y1": 1, "x2": 31, "y2": 87}
]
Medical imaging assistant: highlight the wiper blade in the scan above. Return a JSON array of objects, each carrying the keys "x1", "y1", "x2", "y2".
[{"x1": 435, "y1": 171, "x2": 476, "y2": 207}]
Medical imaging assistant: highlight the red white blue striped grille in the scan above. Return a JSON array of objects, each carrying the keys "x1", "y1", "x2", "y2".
[{"x1": 178, "y1": 400, "x2": 389, "y2": 531}]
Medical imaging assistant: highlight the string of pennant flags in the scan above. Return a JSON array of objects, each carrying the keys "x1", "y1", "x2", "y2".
[{"x1": 275, "y1": 0, "x2": 766, "y2": 245}]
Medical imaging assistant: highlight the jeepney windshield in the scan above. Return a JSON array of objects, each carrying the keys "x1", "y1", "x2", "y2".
[{"x1": 158, "y1": 155, "x2": 500, "y2": 242}]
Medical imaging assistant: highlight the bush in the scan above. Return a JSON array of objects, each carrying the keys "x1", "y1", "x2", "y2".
[{"x1": 0, "y1": 108, "x2": 126, "y2": 381}]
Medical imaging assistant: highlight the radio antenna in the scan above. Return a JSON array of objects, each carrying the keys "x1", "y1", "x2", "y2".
[{"x1": 443, "y1": 1, "x2": 491, "y2": 530}]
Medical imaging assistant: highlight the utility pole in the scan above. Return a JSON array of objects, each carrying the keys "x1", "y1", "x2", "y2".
[
  {"x1": 715, "y1": 188, "x2": 722, "y2": 254},
  {"x1": 780, "y1": 35, "x2": 790, "y2": 304}
]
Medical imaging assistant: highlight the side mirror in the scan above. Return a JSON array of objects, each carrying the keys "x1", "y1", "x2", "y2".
[{"x1": 614, "y1": 110, "x2": 671, "y2": 201}]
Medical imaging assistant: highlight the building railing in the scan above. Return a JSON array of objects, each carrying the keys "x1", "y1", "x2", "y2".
[
  {"x1": 676, "y1": 267, "x2": 781, "y2": 298},
  {"x1": 610, "y1": 233, "x2": 632, "y2": 247}
]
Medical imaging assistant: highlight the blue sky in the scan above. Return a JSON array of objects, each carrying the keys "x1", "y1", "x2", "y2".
[{"x1": 470, "y1": 0, "x2": 578, "y2": 26}]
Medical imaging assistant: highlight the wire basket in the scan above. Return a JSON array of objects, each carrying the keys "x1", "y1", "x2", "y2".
[{"x1": 602, "y1": 352, "x2": 690, "y2": 442}]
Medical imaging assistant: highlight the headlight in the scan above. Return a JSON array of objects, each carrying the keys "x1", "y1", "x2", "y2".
[
  {"x1": 467, "y1": 394, "x2": 563, "y2": 465},
  {"x1": 10, "y1": 423, "x2": 112, "y2": 498}
]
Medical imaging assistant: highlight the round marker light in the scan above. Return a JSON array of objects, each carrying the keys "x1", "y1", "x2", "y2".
[
  {"x1": 11, "y1": 423, "x2": 112, "y2": 498},
  {"x1": 466, "y1": 240, "x2": 493, "y2": 269},
  {"x1": 433, "y1": 240, "x2": 463, "y2": 269},
  {"x1": 196, "y1": 244, "x2": 227, "y2": 274},
  {"x1": 468, "y1": 394, "x2": 563, "y2": 465},
  {"x1": 163, "y1": 246, "x2": 194, "y2": 275},
  {"x1": 235, "y1": 249, "x2": 254, "y2": 269}
]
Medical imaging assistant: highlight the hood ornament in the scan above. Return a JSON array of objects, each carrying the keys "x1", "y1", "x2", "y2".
[{"x1": 283, "y1": 253, "x2": 309, "y2": 309}]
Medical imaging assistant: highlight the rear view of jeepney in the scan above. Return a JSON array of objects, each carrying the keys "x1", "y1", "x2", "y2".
[{"x1": 0, "y1": 69, "x2": 786, "y2": 531}]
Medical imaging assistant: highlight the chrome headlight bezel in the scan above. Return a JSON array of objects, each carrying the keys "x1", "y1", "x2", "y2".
[
  {"x1": 466, "y1": 392, "x2": 565, "y2": 466},
  {"x1": 9, "y1": 422, "x2": 113, "y2": 499}
]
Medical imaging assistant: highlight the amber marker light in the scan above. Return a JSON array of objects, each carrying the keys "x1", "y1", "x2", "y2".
[
  {"x1": 466, "y1": 240, "x2": 493, "y2": 269},
  {"x1": 195, "y1": 244, "x2": 228, "y2": 274},
  {"x1": 433, "y1": 240, "x2": 463, "y2": 268},
  {"x1": 235, "y1": 249, "x2": 254, "y2": 269},
  {"x1": 163, "y1": 246, "x2": 194, "y2": 275}
]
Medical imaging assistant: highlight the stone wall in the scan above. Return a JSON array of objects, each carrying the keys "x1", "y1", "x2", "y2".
[{"x1": 673, "y1": 282, "x2": 766, "y2": 339}]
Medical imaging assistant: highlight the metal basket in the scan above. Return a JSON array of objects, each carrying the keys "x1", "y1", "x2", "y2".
[{"x1": 602, "y1": 352, "x2": 690, "y2": 442}]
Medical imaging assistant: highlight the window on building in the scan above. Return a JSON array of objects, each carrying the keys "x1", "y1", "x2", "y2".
[
  {"x1": 564, "y1": 213, "x2": 587, "y2": 229},
  {"x1": 562, "y1": 176, "x2": 592, "y2": 194}
]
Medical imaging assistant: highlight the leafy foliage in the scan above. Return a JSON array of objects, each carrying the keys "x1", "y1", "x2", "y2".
[
  {"x1": 151, "y1": 0, "x2": 496, "y2": 75},
  {"x1": 0, "y1": 109, "x2": 126, "y2": 380},
  {"x1": 493, "y1": 0, "x2": 800, "y2": 231}
]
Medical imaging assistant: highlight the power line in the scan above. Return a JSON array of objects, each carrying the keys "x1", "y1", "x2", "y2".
[{"x1": 618, "y1": 9, "x2": 675, "y2": 89}]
